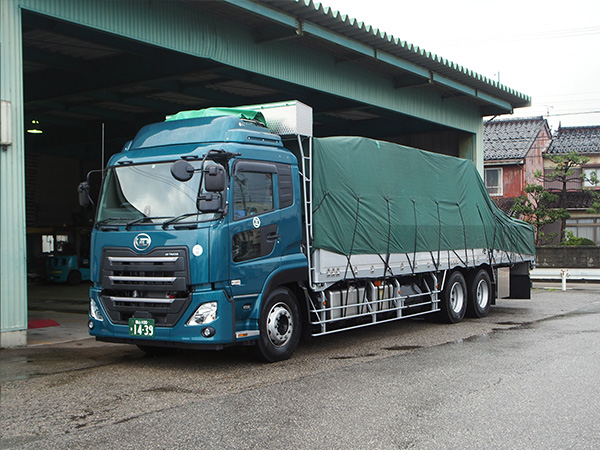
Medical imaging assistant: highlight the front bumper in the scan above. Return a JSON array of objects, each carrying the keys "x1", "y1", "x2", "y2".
[{"x1": 88, "y1": 286, "x2": 250, "y2": 348}]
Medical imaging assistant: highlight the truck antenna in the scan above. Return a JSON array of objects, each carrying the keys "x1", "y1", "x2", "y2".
[{"x1": 101, "y1": 122, "x2": 105, "y2": 176}]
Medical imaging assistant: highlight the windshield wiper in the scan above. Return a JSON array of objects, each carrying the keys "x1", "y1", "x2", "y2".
[
  {"x1": 94, "y1": 217, "x2": 128, "y2": 229},
  {"x1": 162, "y1": 213, "x2": 200, "y2": 229},
  {"x1": 125, "y1": 216, "x2": 170, "y2": 230}
]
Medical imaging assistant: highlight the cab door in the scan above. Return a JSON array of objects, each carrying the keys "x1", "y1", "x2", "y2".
[{"x1": 228, "y1": 161, "x2": 282, "y2": 301}]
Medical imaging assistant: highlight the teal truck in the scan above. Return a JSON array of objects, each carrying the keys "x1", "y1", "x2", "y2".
[
  {"x1": 46, "y1": 254, "x2": 90, "y2": 285},
  {"x1": 84, "y1": 101, "x2": 535, "y2": 362}
]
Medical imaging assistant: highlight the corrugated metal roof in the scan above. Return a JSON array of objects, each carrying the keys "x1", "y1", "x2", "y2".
[
  {"x1": 20, "y1": 0, "x2": 527, "y2": 143},
  {"x1": 266, "y1": 0, "x2": 530, "y2": 108},
  {"x1": 547, "y1": 125, "x2": 600, "y2": 154},
  {"x1": 484, "y1": 116, "x2": 547, "y2": 161}
]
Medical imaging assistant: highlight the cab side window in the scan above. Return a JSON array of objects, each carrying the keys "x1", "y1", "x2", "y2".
[
  {"x1": 232, "y1": 171, "x2": 274, "y2": 221},
  {"x1": 232, "y1": 229, "x2": 262, "y2": 262}
]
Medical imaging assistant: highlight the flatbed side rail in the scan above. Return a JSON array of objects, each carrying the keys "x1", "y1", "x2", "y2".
[{"x1": 307, "y1": 273, "x2": 441, "y2": 337}]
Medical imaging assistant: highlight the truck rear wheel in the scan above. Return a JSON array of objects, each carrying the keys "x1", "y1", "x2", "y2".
[
  {"x1": 466, "y1": 269, "x2": 492, "y2": 318},
  {"x1": 253, "y1": 287, "x2": 301, "y2": 363},
  {"x1": 438, "y1": 270, "x2": 467, "y2": 323}
]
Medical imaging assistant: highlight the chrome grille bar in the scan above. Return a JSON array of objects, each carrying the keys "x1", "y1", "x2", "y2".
[
  {"x1": 109, "y1": 276, "x2": 177, "y2": 282},
  {"x1": 109, "y1": 296, "x2": 176, "y2": 304},
  {"x1": 108, "y1": 256, "x2": 179, "y2": 263}
]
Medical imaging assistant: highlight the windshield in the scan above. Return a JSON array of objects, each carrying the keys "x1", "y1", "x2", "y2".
[{"x1": 96, "y1": 160, "x2": 222, "y2": 225}]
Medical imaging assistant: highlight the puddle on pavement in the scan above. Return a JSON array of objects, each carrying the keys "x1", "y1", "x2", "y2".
[
  {"x1": 383, "y1": 345, "x2": 423, "y2": 351},
  {"x1": 330, "y1": 353, "x2": 378, "y2": 360}
]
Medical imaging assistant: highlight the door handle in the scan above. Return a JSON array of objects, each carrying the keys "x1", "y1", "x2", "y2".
[{"x1": 266, "y1": 232, "x2": 280, "y2": 242}]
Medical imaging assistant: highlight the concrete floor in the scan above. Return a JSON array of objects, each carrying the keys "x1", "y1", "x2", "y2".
[
  {"x1": 27, "y1": 281, "x2": 90, "y2": 314},
  {"x1": 25, "y1": 281, "x2": 91, "y2": 346}
]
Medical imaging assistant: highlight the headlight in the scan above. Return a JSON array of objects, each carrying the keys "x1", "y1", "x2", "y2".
[
  {"x1": 90, "y1": 298, "x2": 104, "y2": 321},
  {"x1": 187, "y1": 302, "x2": 217, "y2": 326}
]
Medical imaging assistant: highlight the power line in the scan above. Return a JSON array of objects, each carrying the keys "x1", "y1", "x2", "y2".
[
  {"x1": 546, "y1": 110, "x2": 600, "y2": 117},
  {"x1": 440, "y1": 25, "x2": 600, "y2": 47}
]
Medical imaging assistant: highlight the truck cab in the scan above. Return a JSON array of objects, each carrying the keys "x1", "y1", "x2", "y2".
[{"x1": 88, "y1": 111, "x2": 306, "y2": 361}]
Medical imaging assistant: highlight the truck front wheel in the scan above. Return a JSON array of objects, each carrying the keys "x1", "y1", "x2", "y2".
[
  {"x1": 253, "y1": 287, "x2": 301, "y2": 363},
  {"x1": 438, "y1": 270, "x2": 467, "y2": 323},
  {"x1": 466, "y1": 269, "x2": 492, "y2": 318}
]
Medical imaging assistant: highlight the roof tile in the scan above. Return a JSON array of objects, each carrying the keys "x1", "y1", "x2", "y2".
[
  {"x1": 484, "y1": 116, "x2": 547, "y2": 161},
  {"x1": 547, "y1": 125, "x2": 600, "y2": 154}
]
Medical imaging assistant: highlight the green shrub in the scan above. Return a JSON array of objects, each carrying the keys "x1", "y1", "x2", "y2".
[{"x1": 560, "y1": 231, "x2": 596, "y2": 246}]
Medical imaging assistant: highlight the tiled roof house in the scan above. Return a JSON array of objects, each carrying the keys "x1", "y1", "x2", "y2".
[
  {"x1": 483, "y1": 116, "x2": 551, "y2": 202},
  {"x1": 545, "y1": 125, "x2": 600, "y2": 191},
  {"x1": 544, "y1": 125, "x2": 600, "y2": 244}
]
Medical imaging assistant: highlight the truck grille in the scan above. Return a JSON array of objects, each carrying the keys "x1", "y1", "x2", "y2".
[{"x1": 99, "y1": 247, "x2": 191, "y2": 326}]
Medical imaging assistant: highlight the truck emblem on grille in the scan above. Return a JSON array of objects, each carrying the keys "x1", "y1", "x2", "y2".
[{"x1": 133, "y1": 233, "x2": 151, "y2": 251}]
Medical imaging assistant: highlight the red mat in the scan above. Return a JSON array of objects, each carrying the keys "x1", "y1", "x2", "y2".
[{"x1": 28, "y1": 319, "x2": 60, "y2": 329}]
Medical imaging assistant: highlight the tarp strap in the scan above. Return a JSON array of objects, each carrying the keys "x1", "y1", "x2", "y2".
[
  {"x1": 429, "y1": 251, "x2": 438, "y2": 272},
  {"x1": 476, "y1": 205, "x2": 490, "y2": 252},
  {"x1": 494, "y1": 215, "x2": 512, "y2": 265},
  {"x1": 433, "y1": 201, "x2": 442, "y2": 271},
  {"x1": 374, "y1": 197, "x2": 394, "y2": 281},
  {"x1": 491, "y1": 215, "x2": 499, "y2": 265},
  {"x1": 438, "y1": 205, "x2": 452, "y2": 271},
  {"x1": 312, "y1": 191, "x2": 329, "y2": 214},
  {"x1": 457, "y1": 203, "x2": 469, "y2": 266},
  {"x1": 502, "y1": 217, "x2": 526, "y2": 264},
  {"x1": 451, "y1": 249, "x2": 467, "y2": 267},
  {"x1": 343, "y1": 196, "x2": 361, "y2": 280},
  {"x1": 477, "y1": 205, "x2": 497, "y2": 284}
]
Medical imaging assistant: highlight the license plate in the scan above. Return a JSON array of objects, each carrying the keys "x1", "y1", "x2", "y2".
[{"x1": 129, "y1": 318, "x2": 155, "y2": 337}]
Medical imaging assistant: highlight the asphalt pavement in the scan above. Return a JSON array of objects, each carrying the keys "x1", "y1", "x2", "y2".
[{"x1": 1, "y1": 282, "x2": 599, "y2": 449}]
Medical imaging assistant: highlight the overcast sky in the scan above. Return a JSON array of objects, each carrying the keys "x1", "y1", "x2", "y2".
[{"x1": 320, "y1": 0, "x2": 600, "y2": 130}]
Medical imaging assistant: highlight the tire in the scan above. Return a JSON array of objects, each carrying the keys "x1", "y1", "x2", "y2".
[
  {"x1": 437, "y1": 270, "x2": 467, "y2": 323},
  {"x1": 466, "y1": 269, "x2": 492, "y2": 318},
  {"x1": 253, "y1": 287, "x2": 301, "y2": 363},
  {"x1": 67, "y1": 270, "x2": 82, "y2": 286}
]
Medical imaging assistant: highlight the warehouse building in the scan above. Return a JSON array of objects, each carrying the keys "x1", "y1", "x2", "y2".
[{"x1": 0, "y1": 0, "x2": 530, "y2": 346}]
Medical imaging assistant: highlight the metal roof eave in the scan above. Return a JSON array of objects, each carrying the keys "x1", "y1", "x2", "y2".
[{"x1": 222, "y1": 0, "x2": 529, "y2": 114}]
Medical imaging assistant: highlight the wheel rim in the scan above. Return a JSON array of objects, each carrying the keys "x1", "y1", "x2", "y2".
[
  {"x1": 476, "y1": 279, "x2": 490, "y2": 309},
  {"x1": 449, "y1": 281, "x2": 465, "y2": 314},
  {"x1": 266, "y1": 302, "x2": 293, "y2": 347}
]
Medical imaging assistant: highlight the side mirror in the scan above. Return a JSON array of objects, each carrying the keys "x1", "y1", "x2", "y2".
[
  {"x1": 78, "y1": 182, "x2": 91, "y2": 207},
  {"x1": 204, "y1": 165, "x2": 226, "y2": 192},
  {"x1": 78, "y1": 170, "x2": 103, "y2": 208},
  {"x1": 198, "y1": 193, "x2": 222, "y2": 213},
  {"x1": 171, "y1": 160, "x2": 195, "y2": 182}
]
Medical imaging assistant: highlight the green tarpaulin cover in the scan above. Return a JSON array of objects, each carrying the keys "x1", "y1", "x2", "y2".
[
  {"x1": 312, "y1": 137, "x2": 535, "y2": 257},
  {"x1": 166, "y1": 108, "x2": 267, "y2": 125}
]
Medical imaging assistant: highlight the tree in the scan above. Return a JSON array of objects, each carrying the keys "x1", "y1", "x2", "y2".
[
  {"x1": 535, "y1": 151, "x2": 599, "y2": 240},
  {"x1": 511, "y1": 184, "x2": 570, "y2": 245},
  {"x1": 587, "y1": 189, "x2": 600, "y2": 214}
]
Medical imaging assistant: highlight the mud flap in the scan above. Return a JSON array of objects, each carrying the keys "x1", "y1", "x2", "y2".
[{"x1": 509, "y1": 262, "x2": 531, "y2": 299}]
